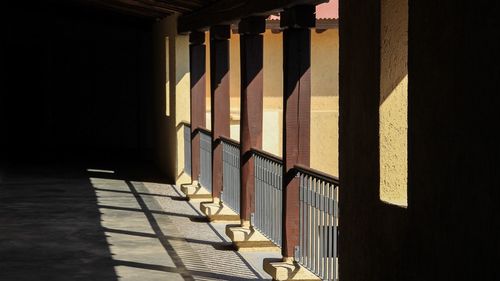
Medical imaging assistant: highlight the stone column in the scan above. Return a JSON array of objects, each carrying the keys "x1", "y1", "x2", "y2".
[
  {"x1": 238, "y1": 17, "x2": 266, "y2": 227},
  {"x1": 280, "y1": 5, "x2": 314, "y2": 261},
  {"x1": 210, "y1": 25, "x2": 231, "y2": 202}
]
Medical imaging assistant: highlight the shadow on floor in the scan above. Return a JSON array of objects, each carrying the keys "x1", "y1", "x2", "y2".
[
  {"x1": 0, "y1": 165, "x2": 118, "y2": 281},
  {"x1": 0, "y1": 161, "x2": 267, "y2": 281}
]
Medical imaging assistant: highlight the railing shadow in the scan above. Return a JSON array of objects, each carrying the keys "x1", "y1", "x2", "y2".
[
  {"x1": 169, "y1": 185, "x2": 268, "y2": 279},
  {"x1": 88, "y1": 163, "x2": 267, "y2": 280}
]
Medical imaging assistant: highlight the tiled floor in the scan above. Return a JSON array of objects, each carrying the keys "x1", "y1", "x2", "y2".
[{"x1": 0, "y1": 164, "x2": 280, "y2": 281}]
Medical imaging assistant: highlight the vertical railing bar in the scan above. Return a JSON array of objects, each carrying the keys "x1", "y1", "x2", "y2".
[
  {"x1": 327, "y1": 181, "x2": 330, "y2": 280},
  {"x1": 328, "y1": 182, "x2": 333, "y2": 281},
  {"x1": 275, "y1": 162, "x2": 279, "y2": 244},
  {"x1": 303, "y1": 173, "x2": 307, "y2": 265},
  {"x1": 272, "y1": 161, "x2": 276, "y2": 243},
  {"x1": 318, "y1": 179, "x2": 322, "y2": 277},
  {"x1": 265, "y1": 159, "x2": 268, "y2": 239},
  {"x1": 256, "y1": 156, "x2": 259, "y2": 229},
  {"x1": 270, "y1": 160, "x2": 274, "y2": 243},
  {"x1": 333, "y1": 184, "x2": 338, "y2": 281},
  {"x1": 321, "y1": 180, "x2": 324, "y2": 278},
  {"x1": 309, "y1": 176, "x2": 312, "y2": 271},
  {"x1": 230, "y1": 144, "x2": 232, "y2": 209},
  {"x1": 312, "y1": 179, "x2": 318, "y2": 273},
  {"x1": 271, "y1": 160, "x2": 274, "y2": 243},
  {"x1": 303, "y1": 174, "x2": 307, "y2": 267},
  {"x1": 234, "y1": 145, "x2": 236, "y2": 212},
  {"x1": 222, "y1": 142, "x2": 226, "y2": 203},
  {"x1": 325, "y1": 182, "x2": 330, "y2": 281},
  {"x1": 301, "y1": 174, "x2": 305, "y2": 264},
  {"x1": 263, "y1": 157, "x2": 266, "y2": 238},
  {"x1": 324, "y1": 182, "x2": 328, "y2": 281},
  {"x1": 316, "y1": 178, "x2": 320, "y2": 274},
  {"x1": 307, "y1": 175, "x2": 311, "y2": 269},
  {"x1": 311, "y1": 177, "x2": 315, "y2": 273},
  {"x1": 316, "y1": 179, "x2": 320, "y2": 275},
  {"x1": 260, "y1": 156, "x2": 263, "y2": 232},
  {"x1": 270, "y1": 161, "x2": 273, "y2": 242},
  {"x1": 324, "y1": 180, "x2": 328, "y2": 279},
  {"x1": 268, "y1": 160, "x2": 272, "y2": 242},
  {"x1": 270, "y1": 160, "x2": 274, "y2": 242},
  {"x1": 262, "y1": 158, "x2": 266, "y2": 237},
  {"x1": 276, "y1": 161, "x2": 279, "y2": 245},
  {"x1": 321, "y1": 180, "x2": 325, "y2": 279},
  {"x1": 280, "y1": 163, "x2": 283, "y2": 247},
  {"x1": 256, "y1": 156, "x2": 259, "y2": 227},
  {"x1": 299, "y1": 172, "x2": 303, "y2": 264},
  {"x1": 237, "y1": 145, "x2": 239, "y2": 213}
]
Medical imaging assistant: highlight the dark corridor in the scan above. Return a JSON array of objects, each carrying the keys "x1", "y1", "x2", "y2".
[
  {"x1": 1, "y1": 4, "x2": 161, "y2": 279},
  {"x1": 1, "y1": 2, "x2": 156, "y2": 165}
]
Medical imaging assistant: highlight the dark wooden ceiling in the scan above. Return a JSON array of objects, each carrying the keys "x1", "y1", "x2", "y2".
[
  {"x1": 67, "y1": 0, "x2": 328, "y2": 31},
  {"x1": 72, "y1": 0, "x2": 217, "y2": 19}
]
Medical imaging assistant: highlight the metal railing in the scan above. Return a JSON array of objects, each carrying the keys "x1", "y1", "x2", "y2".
[
  {"x1": 253, "y1": 148, "x2": 283, "y2": 247},
  {"x1": 183, "y1": 123, "x2": 191, "y2": 177},
  {"x1": 220, "y1": 136, "x2": 241, "y2": 214},
  {"x1": 295, "y1": 164, "x2": 339, "y2": 281},
  {"x1": 199, "y1": 128, "x2": 212, "y2": 192}
]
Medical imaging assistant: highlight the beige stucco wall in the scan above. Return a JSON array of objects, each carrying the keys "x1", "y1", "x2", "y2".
[
  {"x1": 153, "y1": 15, "x2": 191, "y2": 185},
  {"x1": 311, "y1": 29, "x2": 339, "y2": 176},
  {"x1": 379, "y1": 0, "x2": 408, "y2": 206},
  {"x1": 152, "y1": 16, "x2": 173, "y2": 181},
  {"x1": 174, "y1": 34, "x2": 191, "y2": 186},
  {"x1": 202, "y1": 28, "x2": 339, "y2": 176}
]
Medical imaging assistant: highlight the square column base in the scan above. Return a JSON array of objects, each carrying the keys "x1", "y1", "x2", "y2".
[
  {"x1": 225, "y1": 225, "x2": 281, "y2": 252},
  {"x1": 199, "y1": 202, "x2": 240, "y2": 222},
  {"x1": 263, "y1": 258, "x2": 321, "y2": 281},
  {"x1": 180, "y1": 183, "x2": 212, "y2": 200}
]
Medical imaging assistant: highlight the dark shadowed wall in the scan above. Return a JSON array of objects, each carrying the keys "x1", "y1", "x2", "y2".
[
  {"x1": 407, "y1": 1, "x2": 500, "y2": 280},
  {"x1": 339, "y1": 1, "x2": 408, "y2": 280},
  {"x1": 340, "y1": 0, "x2": 499, "y2": 280},
  {"x1": 2, "y1": 2, "x2": 154, "y2": 164}
]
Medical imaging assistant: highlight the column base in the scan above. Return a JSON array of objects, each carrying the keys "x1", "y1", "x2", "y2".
[
  {"x1": 199, "y1": 201, "x2": 240, "y2": 222},
  {"x1": 180, "y1": 182, "x2": 212, "y2": 201},
  {"x1": 263, "y1": 258, "x2": 321, "y2": 281},
  {"x1": 225, "y1": 225, "x2": 281, "y2": 252}
]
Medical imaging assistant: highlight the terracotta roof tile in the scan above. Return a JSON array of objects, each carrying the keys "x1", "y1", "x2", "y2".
[{"x1": 268, "y1": 0, "x2": 338, "y2": 20}]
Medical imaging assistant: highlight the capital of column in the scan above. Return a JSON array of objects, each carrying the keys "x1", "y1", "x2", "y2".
[
  {"x1": 189, "y1": 31, "x2": 205, "y2": 45},
  {"x1": 238, "y1": 16, "x2": 266, "y2": 35},
  {"x1": 280, "y1": 5, "x2": 316, "y2": 29},
  {"x1": 210, "y1": 25, "x2": 231, "y2": 41}
]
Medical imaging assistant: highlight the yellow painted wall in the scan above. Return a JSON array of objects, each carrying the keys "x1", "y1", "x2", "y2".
[
  {"x1": 379, "y1": 0, "x2": 408, "y2": 206},
  {"x1": 311, "y1": 29, "x2": 339, "y2": 176},
  {"x1": 262, "y1": 31, "x2": 284, "y2": 158},
  {"x1": 174, "y1": 34, "x2": 192, "y2": 186},
  {"x1": 153, "y1": 15, "x2": 191, "y2": 185}
]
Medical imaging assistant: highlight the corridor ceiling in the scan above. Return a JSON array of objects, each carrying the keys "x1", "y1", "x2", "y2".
[
  {"x1": 72, "y1": 0, "x2": 217, "y2": 18},
  {"x1": 69, "y1": 0, "x2": 327, "y2": 31}
]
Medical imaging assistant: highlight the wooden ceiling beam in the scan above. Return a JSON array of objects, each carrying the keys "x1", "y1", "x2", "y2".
[
  {"x1": 136, "y1": 0, "x2": 194, "y2": 13},
  {"x1": 178, "y1": 0, "x2": 328, "y2": 33},
  {"x1": 84, "y1": 0, "x2": 164, "y2": 18},
  {"x1": 104, "y1": 0, "x2": 176, "y2": 14},
  {"x1": 158, "y1": 0, "x2": 208, "y2": 10}
]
